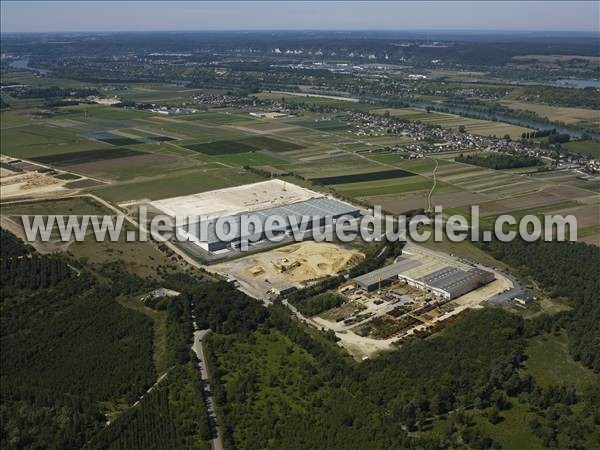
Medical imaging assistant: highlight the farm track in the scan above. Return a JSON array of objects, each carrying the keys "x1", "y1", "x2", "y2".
[{"x1": 426, "y1": 157, "x2": 439, "y2": 212}]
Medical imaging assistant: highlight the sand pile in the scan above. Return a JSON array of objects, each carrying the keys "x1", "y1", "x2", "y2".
[{"x1": 273, "y1": 242, "x2": 364, "y2": 282}]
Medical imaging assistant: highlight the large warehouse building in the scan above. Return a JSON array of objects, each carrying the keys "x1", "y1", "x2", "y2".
[
  {"x1": 151, "y1": 179, "x2": 360, "y2": 252},
  {"x1": 354, "y1": 259, "x2": 494, "y2": 299},
  {"x1": 400, "y1": 267, "x2": 495, "y2": 300}
]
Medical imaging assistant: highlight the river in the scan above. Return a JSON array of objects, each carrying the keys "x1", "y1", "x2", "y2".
[
  {"x1": 8, "y1": 59, "x2": 50, "y2": 75},
  {"x1": 403, "y1": 99, "x2": 598, "y2": 140},
  {"x1": 298, "y1": 88, "x2": 598, "y2": 139},
  {"x1": 549, "y1": 79, "x2": 600, "y2": 89}
]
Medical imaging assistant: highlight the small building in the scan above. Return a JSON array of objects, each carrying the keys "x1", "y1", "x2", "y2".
[
  {"x1": 271, "y1": 285, "x2": 297, "y2": 297},
  {"x1": 514, "y1": 292, "x2": 536, "y2": 306},
  {"x1": 141, "y1": 287, "x2": 180, "y2": 302}
]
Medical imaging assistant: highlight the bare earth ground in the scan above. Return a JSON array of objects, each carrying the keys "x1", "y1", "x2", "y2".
[
  {"x1": 151, "y1": 178, "x2": 323, "y2": 218},
  {"x1": 371, "y1": 190, "x2": 492, "y2": 213},
  {"x1": 1, "y1": 171, "x2": 68, "y2": 199},
  {"x1": 207, "y1": 241, "x2": 364, "y2": 299}
]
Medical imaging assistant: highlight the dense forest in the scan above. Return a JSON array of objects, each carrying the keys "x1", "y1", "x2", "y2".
[
  {"x1": 2, "y1": 226, "x2": 599, "y2": 449},
  {"x1": 291, "y1": 291, "x2": 345, "y2": 316},
  {"x1": 0, "y1": 230, "x2": 212, "y2": 450},
  {"x1": 86, "y1": 363, "x2": 211, "y2": 450},
  {"x1": 478, "y1": 238, "x2": 600, "y2": 371},
  {"x1": 1, "y1": 231, "x2": 155, "y2": 448},
  {"x1": 456, "y1": 153, "x2": 543, "y2": 170}
]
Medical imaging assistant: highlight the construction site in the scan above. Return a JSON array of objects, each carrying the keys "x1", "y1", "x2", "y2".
[
  {"x1": 207, "y1": 241, "x2": 365, "y2": 299},
  {"x1": 313, "y1": 243, "x2": 513, "y2": 360}
]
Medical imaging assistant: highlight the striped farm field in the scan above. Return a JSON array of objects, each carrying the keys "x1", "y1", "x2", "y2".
[
  {"x1": 334, "y1": 176, "x2": 433, "y2": 197},
  {"x1": 310, "y1": 168, "x2": 414, "y2": 185}
]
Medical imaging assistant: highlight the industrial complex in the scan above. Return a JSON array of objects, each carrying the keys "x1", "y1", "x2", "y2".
[
  {"x1": 354, "y1": 258, "x2": 495, "y2": 300},
  {"x1": 150, "y1": 179, "x2": 507, "y2": 361},
  {"x1": 312, "y1": 244, "x2": 509, "y2": 360}
]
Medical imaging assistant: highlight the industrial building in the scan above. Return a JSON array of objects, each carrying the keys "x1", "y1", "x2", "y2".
[
  {"x1": 400, "y1": 267, "x2": 495, "y2": 300},
  {"x1": 186, "y1": 196, "x2": 360, "y2": 251},
  {"x1": 152, "y1": 180, "x2": 360, "y2": 253},
  {"x1": 354, "y1": 258, "x2": 422, "y2": 292},
  {"x1": 354, "y1": 260, "x2": 494, "y2": 299}
]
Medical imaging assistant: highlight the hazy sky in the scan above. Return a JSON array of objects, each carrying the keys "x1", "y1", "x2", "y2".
[{"x1": 1, "y1": 1, "x2": 598, "y2": 33}]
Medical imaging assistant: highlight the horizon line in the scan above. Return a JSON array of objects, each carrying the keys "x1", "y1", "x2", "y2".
[{"x1": 2, "y1": 28, "x2": 599, "y2": 34}]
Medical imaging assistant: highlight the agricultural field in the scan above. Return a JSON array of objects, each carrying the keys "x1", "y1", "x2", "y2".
[
  {"x1": 310, "y1": 168, "x2": 413, "y2": 185},
  {"x1": 335, "y1": 176, "x2": 435, "y2": 199},
  {"x1": 1, "y1": 27, "x2": 600, "y2": 450},
  {"x1": 183, "y1": 136, "x2": 303, "y2": 155},
  {"x1": 93, "y1": 167, "x2": 264, "y2": 202},
  {"x1": 501, "y1": 100, "x2": 599, "y2": 127},
  {"x1": 31, "y1": 147, "x2": 145, "y2": 166},
  {"x1": 1, "y1": 123, "x2": 114, "y2": 158},
  {"x1": 1, "y1": 79, "x2": 597, "y2": 247},
  {"x1": 563, "y1": 140, "x2": 600, "y2": 158},
  {"x1": 255, "y1": 91, "x2": 373, "y2": 111}
]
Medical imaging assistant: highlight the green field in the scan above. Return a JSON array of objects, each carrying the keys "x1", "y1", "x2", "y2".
[
  {"x1": 564, "y1": 140, "x2": 600, "y2": 158},
  {"x1": 212, "y1": 150, "x2": 292, "y2": 167},
  {"x1": 181, "y1": 111, "x2": 255, "y2": 125},
  {"x1": 256, "y1": 91, "x2": 373, "y2": 111},
  {"x1": 143, "y1": 119, "x2": 245, "y2": 140},
  {"x1": 1, "y1": 123, "x2": 112, "y2": 158},
  {"x1": 474, "y1": 402, "x2": 546, "y2": 450},
  {"x1": 334, "y1": 176, "x2": 433, "y2": 197},
  {"x1": 395, "y1": 157, "x2": 453, "y2": 174},
  {"x1": 94, "y1": 168, "x2": 263, "y2": 202},
  {"x1": 184, "y1": 140, "x2": 258, "y2": 155},
  {"x1": 184, "y1": 136, "x2": 302, "y2": 155},
  {"x1": 293, "y1": 119, "x2": 352, "y2": 131},
  {"x1": 59, "y1": 103, "x2": 153, "y2": 121},
  {"x1": 53, "y1": 172, "x2": 82, "y2": 180},
  {"x1": 95, "y1": 136, "x2": 143, "y2": 146},
  {"x1": 525, "y1": 331, "x2": 596, "y2": 391}
]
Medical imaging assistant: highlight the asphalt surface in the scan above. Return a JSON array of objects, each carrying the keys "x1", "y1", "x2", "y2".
[{"x1": 191, "y1": 326, "x2": 224, "y2": 450}]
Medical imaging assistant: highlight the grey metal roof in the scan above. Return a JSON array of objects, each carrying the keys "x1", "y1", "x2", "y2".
[
  {"x1": 354, "y1": 258, "x2": 422, "y2": 287},
  {"x1": 179, "y1": 197, "x2": 359, "y2": 244},
  {"x1": 419, "y1": 267, "x2": 494, "y2": 296}
]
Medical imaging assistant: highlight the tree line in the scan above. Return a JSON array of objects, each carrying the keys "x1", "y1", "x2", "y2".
[{"x1": 456, "y1": 152, "x2": 543, "y2": 170}]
